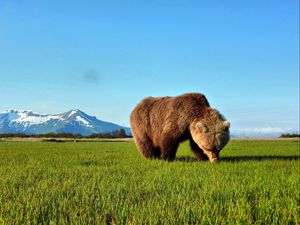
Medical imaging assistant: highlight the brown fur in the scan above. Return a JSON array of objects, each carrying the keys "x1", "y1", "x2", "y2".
[{"x1": 130, "y1": 93, "x2": 230, "y2": 162}]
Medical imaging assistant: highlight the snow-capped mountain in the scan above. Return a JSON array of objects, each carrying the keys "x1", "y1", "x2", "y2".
[{"x1": 0, "y1": 109, "x2": 131, "y2": 136}]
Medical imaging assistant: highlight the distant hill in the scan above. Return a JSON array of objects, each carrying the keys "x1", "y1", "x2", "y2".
[{"x1": 0, "y1": 109, "x2": 131, "y2": 136}]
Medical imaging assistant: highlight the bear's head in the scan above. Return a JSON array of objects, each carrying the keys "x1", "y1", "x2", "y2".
[{"x1": 190, "y1": 108, "x2": 230, "y2": 162}]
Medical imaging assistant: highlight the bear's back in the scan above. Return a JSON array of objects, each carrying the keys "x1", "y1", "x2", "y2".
[
  {"x1": 130, "y1": 93, "x2": 210, "y2": 140},
  {"x1": 130, "y1": 96, "x2": 172, "y2": 129}
]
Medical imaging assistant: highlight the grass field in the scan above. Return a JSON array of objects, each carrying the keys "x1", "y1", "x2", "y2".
[{"x1": 0, "y1": 140, "x2": 299, "y2": 224}]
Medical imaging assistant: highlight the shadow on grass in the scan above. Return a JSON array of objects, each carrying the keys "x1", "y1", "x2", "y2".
[
  {"x1": 221, "y1": 155, "x2": 300, "y2": 162},
  {"x1": 80, "y1": 160, "x2": 116, "y2": 167},
  {"x1": 81, "y1": 161, "x2": 102, "y2": 166},
  {"x1": 176, "y1": 155, "x2": 300, "y2": 162},
  {"x1": 175, "y1": 156, "x2": 199, "y2": 162}
]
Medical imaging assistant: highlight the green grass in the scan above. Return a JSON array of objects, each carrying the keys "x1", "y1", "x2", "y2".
[{"x1": 0, "y1": 140, "x2": 299, "y2": 225}]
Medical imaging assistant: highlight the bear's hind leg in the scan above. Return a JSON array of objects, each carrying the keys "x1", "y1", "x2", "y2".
[{"x1": 135, "y1": 135, "x2": 160, "y2": 159}]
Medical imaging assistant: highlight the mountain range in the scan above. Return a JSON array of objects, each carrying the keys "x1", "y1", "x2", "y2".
[{"x1": 0, "y1": 109, "x2": 131, "y2": 136}]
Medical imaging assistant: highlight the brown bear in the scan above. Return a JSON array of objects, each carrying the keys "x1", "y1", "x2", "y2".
[{"x1": 130, "y1": 93, "x2": 230, "y2": 162}]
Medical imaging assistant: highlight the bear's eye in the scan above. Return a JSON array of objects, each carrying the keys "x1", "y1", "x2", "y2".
[{"x1": 196, "y1": 122, "x2": 208, "y2": 133}]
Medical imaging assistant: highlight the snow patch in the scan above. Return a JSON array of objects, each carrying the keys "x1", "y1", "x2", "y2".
[
  {"x1": 68, "y1": 110, "x2": 78, "y2": 117},
  {"x1": 0, "y1": 110, "x2": 62, "y2": 125},
  {"x1": 76, "y1": 116, "x2": 92, "y2": 127},
  {"x1": 17, "y1": 115, "x2": 61, "y2": 124}
]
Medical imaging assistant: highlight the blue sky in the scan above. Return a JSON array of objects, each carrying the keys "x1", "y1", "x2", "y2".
[{"x1": 0, "y1": 0, "x2": 299, "y2": 135}]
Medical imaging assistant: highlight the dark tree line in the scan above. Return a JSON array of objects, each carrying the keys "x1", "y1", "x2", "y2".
[
  {"x1": 279, "y1": 133, "x2": 300, "y2": 138},
  {"x1": 0, "y1": 128, "x2": 131, "y2": 138}
]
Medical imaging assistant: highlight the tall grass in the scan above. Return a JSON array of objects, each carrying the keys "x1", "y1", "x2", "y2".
[{"x1": 0, "y1": 140, "x2": 299, "y2": 224}]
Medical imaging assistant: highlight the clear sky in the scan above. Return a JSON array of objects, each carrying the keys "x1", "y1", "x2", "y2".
[{"x1": 0, "y1": 0, "x2": 299, "y2": 136}]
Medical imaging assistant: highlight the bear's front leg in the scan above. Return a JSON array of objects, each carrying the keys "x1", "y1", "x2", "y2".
[
  {"x1": 189, "y1": 138, "x2": 209, "y2": 161},
  {"x1": 193, "y1": 150, "x2": 209, "y2": 161},
  {"x1": 160, "y1": 136, "x2": 179, "y2": 161}
]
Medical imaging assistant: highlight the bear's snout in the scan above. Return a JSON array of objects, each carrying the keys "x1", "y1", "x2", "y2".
[
  {"x1": 202, "y1": 149, "x2": 219, "y2": 162},
  {"x1": 210, "y1": 151, "x2": 219, "y2": 162}
]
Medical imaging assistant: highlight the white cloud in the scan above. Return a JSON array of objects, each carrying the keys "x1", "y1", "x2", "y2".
[
  {"x1": 234, "y1": 127, "x2": 293, "y2": 133},
  {"x1": 231, "y1": 127, "x2": 298, "y2": 138}
]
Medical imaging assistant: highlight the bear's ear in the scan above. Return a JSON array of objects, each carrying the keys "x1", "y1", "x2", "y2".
[
  {"x1": 223, "y1": 121, "x2": 230, "y2": 128},
  {"x1": 196, "y1": 122, "x2": 208, "y2": 133}
]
